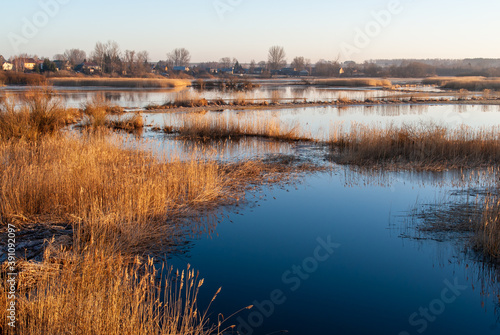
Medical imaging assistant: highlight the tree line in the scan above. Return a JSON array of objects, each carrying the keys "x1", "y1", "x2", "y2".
[{"x1": 4, "y1": 42, "x2": 500, "y2": 78}]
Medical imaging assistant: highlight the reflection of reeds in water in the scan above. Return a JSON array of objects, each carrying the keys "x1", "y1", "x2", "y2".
[
  {"x1": 329, "y1": 122, "x2": 500, "y2": 170},
  {"x1": 177, "y1": 137, "x2": 294, "y2": 161},
  {"x1": 270, "y1": 90, "x2": 283, "y2": 104}
]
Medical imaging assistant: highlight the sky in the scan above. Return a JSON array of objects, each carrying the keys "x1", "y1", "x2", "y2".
[{"x1": 1, "y1": 0, "x2": 499, "y2": 64}]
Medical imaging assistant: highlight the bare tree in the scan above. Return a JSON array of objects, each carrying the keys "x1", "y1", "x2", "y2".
[
  {"x1": 219, "y1": 57, "x2": 232, "y2": 69},
  {"x1": 291, "y1": 56, "x2": 311, "y2": 71},
  {"x1": 90, "y1": 41, "x2": 122, "y2": 74},
  {"x1": 53, "y1": 54, "x2": 66, "y2": 61},
  {"x1": 63, "y1": 48, "x2": 86, "y2": 66},
  {"x1": 249, "y1": 59, "x2": 256, "y2": 73},
  {"x1": 123, "y1": 50, "x2": 150, "y2": 76},
  {"x1": 167, "y1": 48, "x2": 191, "y2": 67},
  {"x1": 268, "y1": 46, "x2": 287, "y2": 71},
  {"x1": 91, "y1": 41, "x2": 107, "y2": 71}
]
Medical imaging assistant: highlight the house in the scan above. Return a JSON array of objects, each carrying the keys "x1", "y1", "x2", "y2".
[
  {"x1": 10, "y1": 57, "x2": 37, "y2": 72},
  {"x1": 23, "y1": 58, "x2": 37, "y2": 71},
  {"x1": 1, "y1": 58, "x2": 13, "y2": 71},
  {"x1": 75, "y1": 61, "x2": 101, "y2": 74},
  {"x1": 281, "y1": 67, "x2": 297, "y2": 76},
  {"x1": 219, "y1": 67, "x2": 233, "y2": 74},
  {"x1": 155, "y1": 61, "x2": 168, "y2": 73},
  {"x1": 173, "y1": 66, "x2": 190, "y2": 72},
  {"x1": 253, "y1": 67, "x2": 265, "y2": 75},
  {"x1": 299, "y1": 70, "x2": 309, "y2": 76},
  {"x1": 53, "y1": 60, "x2": 72, "y2": 71}
]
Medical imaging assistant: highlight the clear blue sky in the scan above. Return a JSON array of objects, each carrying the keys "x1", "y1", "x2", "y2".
[{"x1": 1, "y1": 0, "x2": 499, "y2": 63}]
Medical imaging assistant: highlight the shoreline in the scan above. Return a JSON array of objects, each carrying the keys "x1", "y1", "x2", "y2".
[{"x1": 143, "y1": 97, "x2": 500, "y2": 114}]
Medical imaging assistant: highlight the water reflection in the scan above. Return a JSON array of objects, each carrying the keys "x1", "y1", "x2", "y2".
[{"x1": 0, "y1": 85, "x2": 405, "y2": 108}]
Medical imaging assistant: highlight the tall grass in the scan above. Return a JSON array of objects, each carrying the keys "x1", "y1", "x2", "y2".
[
  {"x1": 311, "y1": 78, "x2": 392, "y2": 87},
  {"x1": 0, "y1": 72, "x2": 47, "y2": 86},
  {"x1": 0, "y1": 249, "x2": 220, "y2": 335},
  {"x1": 0, "y1": 89, "x2": 76, "y2": 141},
  {"x1": 49, "y1": 77, "x2": 191, "y2": 88},
  {"x1": 329, "y1": 123, "x2": 500, "y2": 169},
  {"x1": 423, "y1": 76, "x2": 500, "y2": 91},
  {"x1": 165, "y1": 112, "x2": 309, "y2": 141},
  {"x1": 474, "y1": 196, "x2": 500, "y2": 260}
]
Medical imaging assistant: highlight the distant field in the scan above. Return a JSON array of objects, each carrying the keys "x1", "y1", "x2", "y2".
[
  {"x1": 49, "y1": 77, "x2": 191, "y2": 88},
  {"x1": 423, "y1": 76, "x2": 500, "y2": 90},
  {"x1": 309, "y1": 78, "x2": 392, "y2": 87}
]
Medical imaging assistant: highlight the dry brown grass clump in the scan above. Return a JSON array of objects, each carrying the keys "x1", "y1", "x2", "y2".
[
  {"x1": 81, "y1": 95, "x2": 126, "y2": 129},
  {"x1": 329, "y1": 123, "x2": 500, "y2": 170},
  {"x1": 165, "y1": 112, "x2": 309, "y2": 142},
  {"x1": 0, "y1": 72, "x2": 47, "y2": 86},
  {"x1": 312, "y1": 78, "x2": 392, "y2": 87},
  {"x1": 107, "y1": 113, "x2": 144, "y2": 132},
  {"x1": 0, "y1": 89, "x2": 76, "y2": 141},
  {"x1": 49, "y1": 77, "x2": 191, "y2": 88},
  {"x1": 0, "y1": 246, "x2": 221, "y2": 335}
]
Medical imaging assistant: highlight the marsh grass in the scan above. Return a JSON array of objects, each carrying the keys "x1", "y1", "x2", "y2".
[
  {"x1": 407, "y1": 185, "x2": 500, "y2": 262},
  {"x1": 0, "y1": 247, "x2": 221, "y2": 335},
  {"x1": 0, "y1": 72, "x2": 47, "y2": 86},
  {"x1": 475, "y1": 196, "x2": 500, "y2": 260},
  {"x1": 165, "y1": 112, "x2": 309, "y2": 142},
  {"x1": 329, "y1": 123, "x2": 500, "y2": 170},
  {"x1": 49, "y1": 77, "x2": 191, "y2": 88},
  {"x1": 312, "y1": 78, "x2": 392, "y2": 87},
  {"x1": 0, "y1": 91, "x2": 321, "y2": 333},
  {"x1": 423, "y1": 76, "x2": 500, "y2": 91},
  {"x1": 0, "y1": 89, "x2": 77, "y2": 141},
  {"x1": 107, "y1": 113, "x2": 144, "y2": 132}
]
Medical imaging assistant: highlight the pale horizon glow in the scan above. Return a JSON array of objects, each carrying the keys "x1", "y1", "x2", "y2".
[{"x1": 1, "y1": 0, "x2": 499, "y2": 64}]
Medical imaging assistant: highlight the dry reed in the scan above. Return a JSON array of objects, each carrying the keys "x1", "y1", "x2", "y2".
[
  {"x1": 165, "y1": 112, "x2": 309, "y2": 142},
  {"x1": 312, "y1": 78, "x2": 392, "y2": 87},
  {"x1": 49, "y1": 77, "x2": 191, "y2": 88},
  {"x1": 329, "y1": 122, "x2": 500, "y2": 169},
  {"x1": 0, "y1": 89, "x2": 76, "y2": 141}
]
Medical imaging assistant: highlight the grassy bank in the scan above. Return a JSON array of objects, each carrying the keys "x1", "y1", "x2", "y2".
[
  {"x1": 0, "y1": 72, "x2": 47, "y2": 86},
  {"x1": 309, "y1": 78, "x2": 392, "y2": 87},
  {"x1": 329, "y1": 123, "x2": 500, "y2": 170},
  {"x1": 423, "y1": 76, "x2": 500, "y2": 91},
  {"x1": 49, "y1": 77, "x2": 191, "y2": 88}
]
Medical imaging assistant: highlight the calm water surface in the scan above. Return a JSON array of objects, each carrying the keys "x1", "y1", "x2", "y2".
[{"x1": 165, "y1": 170, "x2": 500, "y2": 335}]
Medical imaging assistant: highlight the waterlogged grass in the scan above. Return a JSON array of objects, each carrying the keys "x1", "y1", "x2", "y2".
[
  {"x1": 309, "y1": 78, "x2": 392, "y2": 87},
  {"x1": 164, "y1": 112, "x2": 310, "y2": 142},
  {"x1": 423, "y1": 76, "x2": 500, "y2": 91},
  {"x1": 49, "y1": 77, "x2": 191, "y2": 88},
  {"x1": 329, "y1": 123, "x2": 500, "y2": 170},
  {"x1": 0, "y1": 89, "x2": 78, "y2": 141}
]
